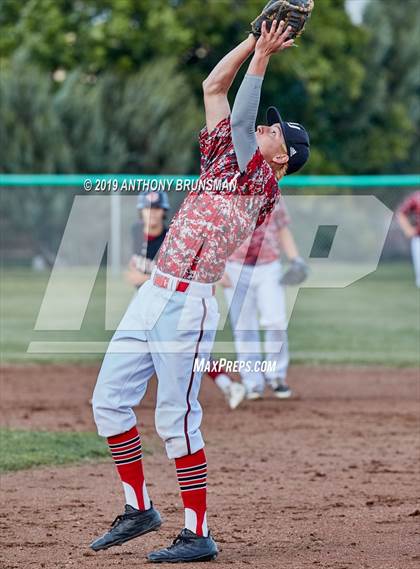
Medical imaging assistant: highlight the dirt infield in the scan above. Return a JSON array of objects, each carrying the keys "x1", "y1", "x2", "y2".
[{"x1": 0, "y1": 364, "x2": 419, "y2": 569}]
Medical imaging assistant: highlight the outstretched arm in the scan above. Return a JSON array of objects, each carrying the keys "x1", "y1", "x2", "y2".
[
  {"x1": 231, "y1": 21, "x2": 294, "y2": 171},
  {"x1": 202, "y1": 35, "x2": 256, "y2": 132}
]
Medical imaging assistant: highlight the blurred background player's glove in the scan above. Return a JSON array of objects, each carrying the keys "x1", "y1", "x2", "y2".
[
  {"x1": 280, "y1": 257, "x2": 309, "y2": 285},
  {"x1": 251, "y1": 0, "x2": 314, "y2": 39}
]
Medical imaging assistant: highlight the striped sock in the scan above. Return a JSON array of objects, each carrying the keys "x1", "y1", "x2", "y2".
[
  {"x1": 206, "y1": 367, "x2": 220, "y2": 380},
  {"x1": 107, "y1": 426, "x2": 151, "y2": 511},
  {"x1": 175, "y1": 449, "x2": 208, "y2": 537}
]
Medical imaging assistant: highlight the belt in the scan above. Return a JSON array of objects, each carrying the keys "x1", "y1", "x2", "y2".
[{"x1": 152, "y1": 270, "x2": 216, "y2": 297}]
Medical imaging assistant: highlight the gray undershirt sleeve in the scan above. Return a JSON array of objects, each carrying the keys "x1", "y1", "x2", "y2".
[{"x1": 231, "y1": 74, "x2": 263, "y2": 172}]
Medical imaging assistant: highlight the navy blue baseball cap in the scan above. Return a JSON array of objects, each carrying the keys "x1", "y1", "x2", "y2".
[
  {"x1": 137, "y1": 190, "x2": 170, "y2": 210},
  {"x1": 266, "y1": 106, "x2": 310, "y2": 175}
]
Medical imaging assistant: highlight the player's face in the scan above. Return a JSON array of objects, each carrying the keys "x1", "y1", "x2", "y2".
[
  {"x1": 141, "y1": 207, "x2": 164, "y2": 231},
  {"x1": 256, "y1": 123, "x2": 289, "y2": 168}
]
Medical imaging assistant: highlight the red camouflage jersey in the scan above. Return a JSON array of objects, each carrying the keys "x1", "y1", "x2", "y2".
[
  {"x1": 398, "y1": 191, "x2": 420, "y2": 236},
  {"x1": 228, "y1": 198, "x2": 290, "y2": 265},
  {"x1": 156, "y1": 117, "x2": 280, "y2": 282}
]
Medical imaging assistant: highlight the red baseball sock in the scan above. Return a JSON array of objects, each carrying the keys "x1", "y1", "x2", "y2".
[
  {"x1": 175, "y1": 449, "x2": 208, "y2": 537},
  {"x1": 107, "y1": 426, "x2": 151, "y2": 511},
  {"x1": 207, "y1": 368, "x2": 220, "y2": 381},
  {"x1": 207, "y1": 365, "x2": 232, "y2": 394}
]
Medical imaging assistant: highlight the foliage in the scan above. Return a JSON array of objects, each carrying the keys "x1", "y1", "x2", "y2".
[
  {"x1": 352, "y1": 0, "x2": 420, "y2": 173},
  {"x1": 0, "y1": 55, "x2": 200, "y2": 175},
  {"x1": 0, "y1": 58, "x2": 73, "y2": 173},
  {"x1": 0, "y1": 56, "x2": 200, "y2": 259},
  {"x1": 0, "y1": 59, "x2": 76, "y2": 261},
  {"x1": 1, "y1": 263, "x2": 418, "y2": 367},
  {"x1": 0, "y1": 0, "x2": 240, "y2": 75},
  {"x1": 54, "y1": 59, "x2": 201, "y2": 173},
  {"x1": 0, "y1": 0, "x2": 418, "y2": 175}
]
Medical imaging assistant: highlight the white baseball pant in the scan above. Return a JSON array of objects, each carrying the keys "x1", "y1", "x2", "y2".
[
  {"x1": 411, "y1": 236, "x2": 420, "y2": 288},
  {"x1": 223, "y1": 260, "x2": 289, "y2": 394},
  {"x1": 92, "y1": 271, "x2": 219, "y2": 459}
]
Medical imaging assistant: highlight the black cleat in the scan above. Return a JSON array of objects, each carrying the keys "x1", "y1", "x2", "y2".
[
  {"x1": 273, "y1": 383, "x2": 292, "y2": 398},
  {"x1": 269, "y1": 377, "x2": 292, "y2": 399},
  {"x1": 147, "y1": 528, "x2": 218, "y2": 563},
  {"x1": 90, "y1": 503, "x2": 162, "y2": 551}
]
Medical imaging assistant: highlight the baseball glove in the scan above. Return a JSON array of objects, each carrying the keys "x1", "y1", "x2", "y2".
[
  {"x1": 280, "y1": 257, "x2": 309, "y2": 286},
  {"x1": 251, "y1": 0, "x2": 314, "y2": 39}
]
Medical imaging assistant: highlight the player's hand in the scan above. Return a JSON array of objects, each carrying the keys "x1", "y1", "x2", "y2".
[
  {"x1": 405, "y1": 227, "x2": 416, "y2": 239},
  {"x1": 255, "y1": 20, "x2": 294, "y2": 57},
  {"x1": 129, "y1": 255, "x2": 139, "y2": 270},
  {"x1": 218, "y1": 272, "x2": 233, "y2": 288},
  {"x1": 125, "y1": 269, "x2": 150, "y2": 287}
]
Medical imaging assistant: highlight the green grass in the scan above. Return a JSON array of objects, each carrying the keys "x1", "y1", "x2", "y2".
[
  {"x1": 213, "y1": 261, "x2": 419, "y2": 367},
  {"x1": 288, "y1": 262, "x2": 420, "y2": 366},
  {"x1": 0, "y1": 429, "x2": 109, "y2": 472},
  {"x1": 1, "y1": 262, "x2": 419, "y2": 366},
  {"x1": 0, "y1": 267, "x2": 115, "y2": 363}
]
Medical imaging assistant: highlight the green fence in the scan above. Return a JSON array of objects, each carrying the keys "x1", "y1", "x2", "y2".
[{"x1": 1, "y1": 174, "x2": 420, "y2": 187}]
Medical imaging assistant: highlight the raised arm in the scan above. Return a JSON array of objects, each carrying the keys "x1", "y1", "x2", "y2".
[
  {"x1": 231, "y1": 20, "x2": 294, "y2": 172},
  {"x1": 202, "y1": 35, "x2": 256, "y2": 133}
]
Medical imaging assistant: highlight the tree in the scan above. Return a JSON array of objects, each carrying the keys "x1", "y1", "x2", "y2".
[
  {"x1": 53, "y1": 58, "x2": 201, "y2": 174},
  {"x1": 1, "y1": 0, "x2": 418, "y2": 175},
  {"x1": 0, "y1": 57, "x2": 73, "y2": 173},
  {"x1": 353, "y1": 0, "x2": 420, "y2": 174},
  {"x1": 0, "y1": 0, "x2": 193, "y2": 74},
  {"x1": 0, "y1": 55, "x2": 200, "y2": 175},
  {"x1": 112, "y1": 58, "x2": 201, "y2": 174},
  {"x1": 0, "y1": 56, "x2": 200, "y2": 260}
]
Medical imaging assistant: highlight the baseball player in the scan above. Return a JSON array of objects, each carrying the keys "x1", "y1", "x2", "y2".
[
  {"x1": 397, "y1": 191, "x2": 420, "y2": 288},
  {"x1": 125, "y1": 190, "x2": 170, "y2": 289},
  {"x1": 210, "y1": 198, "x2": 307, "y2": 404},
  {"x1": 91, "y1": 20, "x2": 310, "y2": 563}
]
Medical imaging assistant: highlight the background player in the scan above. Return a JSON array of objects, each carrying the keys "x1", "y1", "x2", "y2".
[
  {"x1": 397, "y1": 191, "x2": 420, "y2": 288},
  {"x1": 125, "y1": 190, "x2": 169, "y2": 288},
  {"x1": 210, "y1": 197, "x2": 308, "y2": 403},
  {"x1": 91, "y1": 20, "x2": 309, "y2": 564}
]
